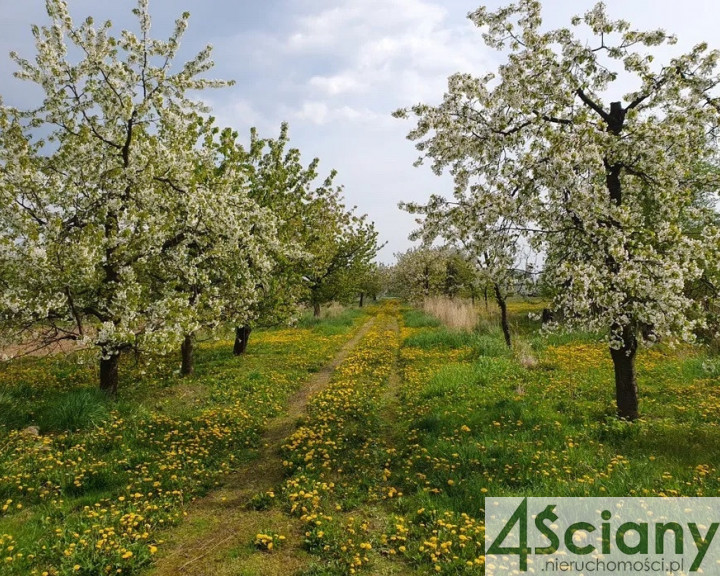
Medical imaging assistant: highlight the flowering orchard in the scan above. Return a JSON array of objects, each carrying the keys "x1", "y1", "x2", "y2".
[
  {"x1": 1, "y1": 0, "x2": 720, "y2": 574},
  {"x1": 0, "y1": 0, "x2": 381, "y2": 394},
  {"x1": 395, "y1": 1, "x2": 720, "y2": 419}
]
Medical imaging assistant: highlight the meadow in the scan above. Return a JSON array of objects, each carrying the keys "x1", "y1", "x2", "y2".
[
  {"x1": 389, "y1": 301, "x2": 720, "y2": 574},
  {"x1": 0, "y1": 308, "x2": 369, "y2": 575},
  {"x1": 1, "y1": 300, "x2": 719, "y2": 575}
]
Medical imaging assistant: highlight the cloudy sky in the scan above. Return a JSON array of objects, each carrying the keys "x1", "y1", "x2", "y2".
[{"x1": 1, "y1": 0, "x2": 718, "y2": 262}]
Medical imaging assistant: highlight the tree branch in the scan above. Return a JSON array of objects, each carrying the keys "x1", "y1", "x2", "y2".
[{"x1": 576, "y1": 88, "x2": 610, "y2": 123}]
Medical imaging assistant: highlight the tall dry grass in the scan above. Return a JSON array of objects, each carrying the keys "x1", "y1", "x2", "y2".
[
  {"x1": 422, "y1": 297, "x2": 478, "y2": 331},
  {"x1": 475, "y1": 300, "x2": 501, "y2": 333}
]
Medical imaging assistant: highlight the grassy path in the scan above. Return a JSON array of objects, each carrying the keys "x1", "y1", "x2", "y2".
[
  {"x1": 146, "y1": 318, "x2": 377, "y2": 576},
  {"x1": 147, "y1": 302, "x2": 426, "y2": 576},
  {"x1": 352, "y1": 317, "x2": 420, "y2": 576},
  {"x1": 241, "y1": 302, "x2": 419, "y2": 576}
]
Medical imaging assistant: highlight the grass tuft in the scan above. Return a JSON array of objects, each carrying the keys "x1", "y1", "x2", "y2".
[{"x1": 37, "y1": 388, "x2": 110, "y2": 432}]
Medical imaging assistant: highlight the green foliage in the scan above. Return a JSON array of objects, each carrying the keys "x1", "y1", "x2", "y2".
[
  {"x1": 218, "y1": 123, "x2": 339, "y2": 327},
  {"x1": 215, "y1": 123, "x2": 382, "y2": 337},
  {"x1": 305, "y1": 210, "x2": 383, "y2": 309},
  {"x1": 390, "y1": 246, "x2": 485, "y2": 304},
  {"x1": 0, "y1": 0, "x2": 275, "y2": 393},
  {"x1": 355, "y1": 263, "x2": 384, "y2": 303},
  {"x1": 243, "y1": 122, "x2": 383, "y2": 313}
]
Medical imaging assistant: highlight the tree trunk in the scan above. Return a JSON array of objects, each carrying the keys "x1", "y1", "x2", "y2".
[
  {"x1": 610, "y1": 327, "x2": 639, "y2": 421},
  {"x1": 541, "y1": 308, "x2": 554, "y2": 324},
  {"x1": 233, "y1": 325, "x2": 252, "y2": 356},
  {"x1": 100, "y1": 350, "x2": 120, "y2": 398},
  {"x1": 313, "y1": 302, "x2": 321, "y2": 317},
  {"x1": 181, "y1": 334, "x2": 194, "y2": 376},
  {"x1": 598, "y1": 105, "x2": 637, "y2": 420},
  {"x1": 133, "y1": 341, "x2": 141, "y2": 367},
  {"x1": 484, "y1": 287, "x2": 489, "y2": 312},
  {"x1": 493, "y1": 284, "x2": 512, "y2": 348},
  {"x1": 359, "y1": 292, "x2": 365, "y2": 307}
]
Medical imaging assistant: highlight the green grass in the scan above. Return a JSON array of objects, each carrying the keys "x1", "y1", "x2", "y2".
[
  {"x1": 369, "y1": 301, "x2": 720, "y2": 574},
  {"x1": 403, "y1": 328, "x2": 474, "y2": 349},
  {"x1": 2, "y1": 298, "x2": 719, "y2": 576},
  {"x1": 403, "y1": 327, "x2": 511, "y2": 360},
  {"x1": 0, "y1": 307, "x2": 368, "y2": 576},
  {"x1": 36, "y1": 388, "x2": 110, "y2": 432},
  {"x1": 400, "y1": 308, "x2": 441, "y2": 328},
  {"x1": 529, "y1": 329, "x2": 603, "y2": 350},
  {"x1": 397, "y1": 317, "x2": 720, "y2": 495}
]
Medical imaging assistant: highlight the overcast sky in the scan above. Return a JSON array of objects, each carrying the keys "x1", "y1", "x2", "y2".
[{"x1": 1, "y1": 0, "x2": 718, "y2": 262}]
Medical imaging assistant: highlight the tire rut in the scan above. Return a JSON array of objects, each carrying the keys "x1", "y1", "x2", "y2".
[{"x1": 146, "y1": 317, "x2": 376, "y2": 576}]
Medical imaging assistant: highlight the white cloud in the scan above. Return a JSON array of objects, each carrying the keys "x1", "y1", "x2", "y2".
[
  {"x1": 308, "y1": 74, "x2": 366, "y2": 96},
  {"x1": 280, "y1": 0, "x2": 494, "y2": 110},
  {"x1": 202, "y1": 97, "x2": 275, "y2": 136},
  {"x1": 214, "y1": 0, "x2": 495, "y2": 259},
  {"x1": 286, "y1": 0, "x2": 448, "y2": 53},
  {"x1": 292, "y1": 101, "x2": 378, "y2": 125}
]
